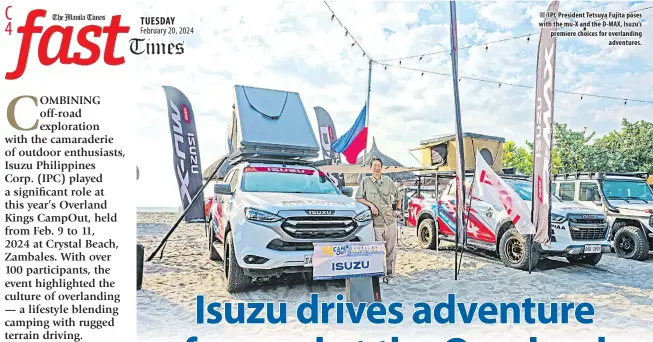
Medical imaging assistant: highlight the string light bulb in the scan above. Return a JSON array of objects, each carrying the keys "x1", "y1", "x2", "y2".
[
  {"x1": 378, "y1": 64, "x2": 653, "y2": 105},
  {"x1": 419, "y1": 56, "x2": 423, "y2": 61},
  {"x1": 421, "y1": 72, "x2": 424, "y2": 76},
  {"x1": 331, "y1": 14, "x2": 335, "y2": 21},
  {"x1": 345, "y1": 30, "x2": 348, "y2": 37},
  {"x1": 485, "y1": 44, "x2": 488, "y2": 51},
  {"x1": 399, "y1": 60, "x2": 402, "y2": 65},
  {"x1": 351, "y1": 42, "x2": 355, "y2": 47},
  {"x1": 527, "y1": 37, "x2": 530, "y2": 42}
]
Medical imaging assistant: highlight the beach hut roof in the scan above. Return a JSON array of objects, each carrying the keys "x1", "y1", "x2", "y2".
[{"x1": 343, "y1": 137, "x2": 416, "y2": 185}]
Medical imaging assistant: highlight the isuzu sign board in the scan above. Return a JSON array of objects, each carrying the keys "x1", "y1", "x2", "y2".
[
  {"x1": 162, "y1": 86, "x2": 205, "y2": 222},
  {"x1": 532, "y1": 1, "x2": 559, "y2": 245},
  {"x1": 312, "y1": 242, "x2": 385, "y2": 280}
]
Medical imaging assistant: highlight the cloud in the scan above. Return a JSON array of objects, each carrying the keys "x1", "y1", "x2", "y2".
[
  {"x1": 476, "y1": 1, "x2": 528, "y2": 29},
  {"x1": 135, "y1": 0, "x2": 653, "y2": 207}
]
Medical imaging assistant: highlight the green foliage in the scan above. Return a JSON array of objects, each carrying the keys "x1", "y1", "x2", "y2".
[
  {"x1": 502, "y1": 141, "x2": 533, "y2": 175},
  {"x1": 502, "y1": 119, "x2": 653, "y2": 175}
]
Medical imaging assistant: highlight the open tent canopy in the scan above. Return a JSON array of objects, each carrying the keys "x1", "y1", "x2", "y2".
[
  {"x1": 202, "y1": 154, "x2": 233, "y2": 181},
  {"x1": 202, "y1": 138, "x2": 424, "y2": 185},
  {"x1": 340, "y1": 137, "x2": 418, "y2": 185}
]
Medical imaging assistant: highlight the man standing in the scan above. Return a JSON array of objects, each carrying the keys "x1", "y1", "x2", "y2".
[{"x1": 355, "y1": 156, "x2": 401, "y2": 283}]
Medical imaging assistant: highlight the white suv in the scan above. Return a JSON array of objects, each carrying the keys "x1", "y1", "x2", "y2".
[
  {"x1": 204, "y1": 162, "x2": 375, "y2": 292},
  {"x1": 408, "y1": 175, "x2": 611, "y2": 270},
  {"x1": 553, "y1": 172, "x2": 653, "y2": 261}
]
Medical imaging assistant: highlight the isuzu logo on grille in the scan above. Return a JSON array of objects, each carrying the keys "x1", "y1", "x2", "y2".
[{"x1": 307, "y1": 210, "x2": 334, "y2": 215}]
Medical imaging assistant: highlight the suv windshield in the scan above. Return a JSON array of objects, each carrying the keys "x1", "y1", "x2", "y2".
[
  {"x1": 602, "y1": 180, "x2": 653, "y2": 202},
  {"x1": 505, "y1": 179, "x2": 561, "y2": 202},
  {"x1": 241, "y1": 166, "x2": 339, "y2": 194}
]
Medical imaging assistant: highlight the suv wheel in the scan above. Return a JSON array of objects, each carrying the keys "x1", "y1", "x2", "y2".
[
  {"x1": 614, "y1": 226, "x2": 650, "y2": 261},
  {"x1": 207, "y1": 218, "x2": 221, "y2": 261},
  {"x1": 498, "y1": 228, "x2": 539, "y2": 271},
  {"x1": 566, "y1": 253, "x2": 602, "y2": 265},
  {"x1": 224, "y1": 231, "x2": 251, "y2": 292},
  {"x1": 418, "y1": 218, "x2": 438, "y2": 250}
]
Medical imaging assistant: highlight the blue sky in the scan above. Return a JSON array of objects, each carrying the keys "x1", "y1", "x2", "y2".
[{"x1": 133, "y1": 0, "x2": 653, "y2": 207}]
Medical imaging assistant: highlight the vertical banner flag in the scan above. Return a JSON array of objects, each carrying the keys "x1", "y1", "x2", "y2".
[
  {"x1": 532, "y1": 1, "x2": 559, "y2": 245},
  {"x1": 473, "y1": 151, "x2": 535, "y2": 235},
  {"x1": 332, "y1": 106, "x2": 368, "y2": 164},
  {"x1": 314, "y1": 107, "x2": 345, "y2": 189},
  {"x1": 449, "y1": 1, "x2": 466, "y2": 245},
  {"x1": 162, "y1": 86, "x2": 205, "y2": 222}
]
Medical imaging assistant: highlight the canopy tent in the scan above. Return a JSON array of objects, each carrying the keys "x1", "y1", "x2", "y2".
[
  {"x1": 338, "y1": 137, "x2": 418, "y2": 185},
  {"x1": 202, "y1": 154, "x2": 233, "y2": 181},
  {"x1": 202, "y1": 138, "x2": 425, "y2": 184}
]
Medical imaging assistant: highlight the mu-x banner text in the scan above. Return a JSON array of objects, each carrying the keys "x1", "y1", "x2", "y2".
[
  {"x1": 163, "y1": 86, "x2": 205, "y2": 222},
  {"x1": 5, "y1": 9, "x2": 130, "y2": 80}
]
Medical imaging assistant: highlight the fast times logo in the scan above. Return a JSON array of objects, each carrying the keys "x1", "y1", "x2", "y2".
[{"x1": 5, "y1": 9, "x2": 130, "y2": 80}]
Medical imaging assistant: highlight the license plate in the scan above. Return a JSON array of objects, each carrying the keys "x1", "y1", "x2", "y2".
[
  {"x1": 584, "y1": 245, "x2": 601, "y2": 254},
  {"x1": 303, "y1": 255, "x2": 313, "y2": 267}
]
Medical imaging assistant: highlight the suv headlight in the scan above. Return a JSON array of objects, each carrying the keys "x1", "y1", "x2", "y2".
[
  {"x1": 354, "y1": 209, "x2": 372, "y2": 222},
  {"x1": 551, "y1": 213, "x2": 567, "y2": 223},
  {"x1": 244, "y1": 208, "x2": 282, "y2": 222}
]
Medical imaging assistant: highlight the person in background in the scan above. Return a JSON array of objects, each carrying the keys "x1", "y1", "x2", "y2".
[{"x1": 355, "y1": 156, "x2": 401, "y2": 283}]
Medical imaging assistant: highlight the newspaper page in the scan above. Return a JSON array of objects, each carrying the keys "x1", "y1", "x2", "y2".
[{"x1": 1, "y1": 1, "x2": 651, "y2": 342}]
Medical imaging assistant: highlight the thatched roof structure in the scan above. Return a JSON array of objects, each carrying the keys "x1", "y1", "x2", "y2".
[{"x1": 343, "y1": 137, "x2": 417, "y2": 185}]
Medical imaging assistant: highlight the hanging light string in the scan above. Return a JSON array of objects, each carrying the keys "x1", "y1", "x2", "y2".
[
  {"x1": 377, "y1": 4, "x2": 653, "y2": 64},
  {"x1": 323, "y1": 0, "x2": 373, "y2": 60},
  {"x1": 377, "y1": 33, "x2": 537, "y2": 63},
  {"x1": 377, "y1": 62, "x2": 653, "y2": 105}
]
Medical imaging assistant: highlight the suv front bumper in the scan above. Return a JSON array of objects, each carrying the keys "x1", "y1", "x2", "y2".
[
  {"x1": 231, "y1": 218, "x2": 375, "y2": 273},
  {"x1": 540, "y1": 241, "x2": 611, "y2": 255}
]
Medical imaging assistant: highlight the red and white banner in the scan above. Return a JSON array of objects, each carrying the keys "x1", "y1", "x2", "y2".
[
  {"x1": 472, "y1": 151, "x2": 535, "y2": 235},
  {"x1": 532, "y1": 0, "x2": 559, "y2": 245}
]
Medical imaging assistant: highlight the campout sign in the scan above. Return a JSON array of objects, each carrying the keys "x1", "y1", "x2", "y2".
[{"x1": 311, "y1": 242, "x2": 385, "y2": 280}]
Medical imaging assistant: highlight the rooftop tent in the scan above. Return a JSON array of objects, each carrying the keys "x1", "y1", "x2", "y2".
[
  {"x1": 227, "y1": 85, "x2": 320, "y2": 162},
  {"x1": 410, "y1": 132, "x2": 506, "y2": 173},
  {"x1": 204, "y1": 85, "x2": 320, "y2": 181}
]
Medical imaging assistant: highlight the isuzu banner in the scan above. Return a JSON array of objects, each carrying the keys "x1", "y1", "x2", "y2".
[
  {"x1": 162, "y1": 86, "x2": 205, "y2": 222},
  {"x1": 532, "y1": 1, "x2": 559, "y2": 245},
  {"x1": 314, "y1": 106, "x2": 345, "y2": 189},
  {"x1": 473, "y1": 151, "x2": 535, "y2": 235},
  {"x1": 312, "y1": 242, "x2": 385, "y2": 281}
]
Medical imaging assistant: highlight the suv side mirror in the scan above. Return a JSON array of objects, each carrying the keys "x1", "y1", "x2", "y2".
[
  {"x1": 341, "y1": 186, "x2": 353, "y2": 197},
  {"x1": 214, "y1": 183, "x2": 233, "y2": 195}
]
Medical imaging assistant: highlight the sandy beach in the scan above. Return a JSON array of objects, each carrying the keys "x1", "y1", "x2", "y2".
[{"x1": 137, "y1": 212, "x2": 653, "y2": 342}]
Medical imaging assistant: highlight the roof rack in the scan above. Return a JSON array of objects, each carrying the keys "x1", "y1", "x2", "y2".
[
  {"x1": 552, "y1": 172, "x2": 649, "y2": 180},
  {"x1": 416, "y1": 170, "x2": 531, "y2": 181}
]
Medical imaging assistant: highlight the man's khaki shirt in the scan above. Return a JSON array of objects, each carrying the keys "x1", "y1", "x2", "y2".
[{"x1": 356, "y1": 175, "x2": 399, "y2": 227}]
